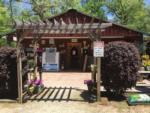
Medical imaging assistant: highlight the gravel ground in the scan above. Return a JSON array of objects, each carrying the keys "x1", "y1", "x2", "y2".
[{"x1": 0, "y1": 72, "x2": 149, "y2": 113}]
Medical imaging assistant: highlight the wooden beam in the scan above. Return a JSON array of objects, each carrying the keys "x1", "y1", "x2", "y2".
[
  {"x1": 45, "y1": 19, "x2": 53, "y2": 26},
  {"x1": 68, "y1": 18, "x2": 72, "y2": 24},
  {"x1": 101, "y1": 23, "x2": 112, "y2": 29},
  {"x1": 15, "y1": 22, "x2": 112, "y2": 35},
  {"x1": 80, "y1": 17, "x2": 86, "y2": 33},
  {"x1": 16, "y1": 23, "x2": 112, "y2": 30},
  {"x1": 33, "y1": 40, "x2": 38, "y2": 78},
  {"x1": 54, "y1": 19, "x2": 59, "y2": 25},
  {"x1": 76, "y1": 17, "x2": 79, "y2": 24},
  {"x1": 60, "y1": 18, "x2": 66, "y2": 25},
  {"x1": 88, "y1": 17, "x2": 95, "y2": 30},
  {"x1": 16, "y1": 31, "x2": 24, "y2": 104},
  {"x1": 97, "y1": 57, "x2": 101, "y2": 101},
  {"x1": 24, "y1": 36, "x2": 89, "y2": 39},
  {"x1": 16, "y1": 23, "x2": 99, "y2": 29},
  {"x1": 33, "y1": 29, "x2": 91, "y2": 34}
]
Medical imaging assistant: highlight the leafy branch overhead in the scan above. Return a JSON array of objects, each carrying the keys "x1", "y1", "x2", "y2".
[{"x1": 1, "y1": 0, "x2": 150, "y2": 34}]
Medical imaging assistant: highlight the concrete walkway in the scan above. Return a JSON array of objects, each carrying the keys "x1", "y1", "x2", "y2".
[
  {"x1": 42, "y1": 72, "x2": 91, "y2": 89},
  {"x1": 27, "y1": 72, "x2": 91, "y2": 102}
]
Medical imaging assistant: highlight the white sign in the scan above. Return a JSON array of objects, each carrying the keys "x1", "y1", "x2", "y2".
[
  {"x1": 49, "y1": 39, "x2": 55, "y2": 44},
  {"x1": 93, "y1": 41, "x2": 104, "y2": 57},
  {"x1": 71, "y1": 39, "x2": 78, "y2": 42}
]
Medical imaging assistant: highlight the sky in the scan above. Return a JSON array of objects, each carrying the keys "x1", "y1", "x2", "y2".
[{"x1": 145, "y1": 0, "x2": 150, "y2": 5}]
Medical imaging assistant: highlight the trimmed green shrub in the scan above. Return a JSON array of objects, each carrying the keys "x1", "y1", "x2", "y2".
[{"x1": 101, "y1": 41, "x2": 140, "y2": 95}]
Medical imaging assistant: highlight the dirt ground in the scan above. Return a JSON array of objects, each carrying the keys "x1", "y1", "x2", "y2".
[{"x1": 0, "y1": 72, "x2": 149, "y2": 113}]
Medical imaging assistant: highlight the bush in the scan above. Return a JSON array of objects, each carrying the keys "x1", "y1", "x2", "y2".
[
  {"x1": 0, "y1": 47, "x2": 18, "y2": 98},
  {"x1": 101, "y1": 41, "x2": 140, "y2": 95}
]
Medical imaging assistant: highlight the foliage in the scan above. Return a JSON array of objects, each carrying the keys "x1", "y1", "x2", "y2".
[
  {"x1": 142, "y1": 54, "x2": 150, "y2": 67},
  {"x1": 0, "y1": 37, "x2": 16, "y2": 47},
  {"x1": 0, "y1": 1, "x2": 11, "y2": 34},
  {"x1": 81, "y1": 0, "x2": 106, "y2": 19},
  {"x1": 30, "y1": 0, "x2": 52, "y2": 20},
  {"x1": 105, "y1": 0, "x2": 144, "y2": 24},
  {"x1": 105, "y1": 0, "x2": 150, "y2": 33},
  {"x1": 101, "y1": 41, "x2": 140, "y2": 95},
  {"x1": 10, "y1": 41, "x2": 17, "y2": 47},
  {"x1": 0, "y1": 38, "x2": 7, "y2": 47},
  {"x1": 28, "y1": 59, "x2": 35, "y2": 68},
  {"x1": 56, "y1": 0, "x2": 81, "y2": 12},
  {"x1": 26, "y1": 78, "x2": 44, "y2": 95},
  {"x1": 0, "y1": 47, "x2": 18, "y2": 98},
  {"x1": 2, "y1": 0, "x2": 150, "y2": 34},
  {"x1": 84, "y1": 80, "x2": 96, "y2": 93}
]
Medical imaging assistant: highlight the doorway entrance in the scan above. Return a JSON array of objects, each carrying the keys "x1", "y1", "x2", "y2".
[{"x1": 66, "y1": 43, "x2": 82, "y2": 70}]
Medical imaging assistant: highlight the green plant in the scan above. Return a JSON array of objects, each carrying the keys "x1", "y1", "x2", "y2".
[
  {"x1": 28, "y1": 59, "x2": 34, "y2": 68},
  {"x1": 101, "y1": 41, "x2": 140, "y2": 95}
]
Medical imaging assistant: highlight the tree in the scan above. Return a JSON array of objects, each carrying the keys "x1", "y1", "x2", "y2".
[
  {"x1": 56, "y1": 0, "x2": 81, "y2": 12},
  {"x1": 30, "y1": 0, "x2": 53, "y2": 20},
  {"x1": 105, "y1": 0, "x2": 150, "y2": 33},
  {"x1": 105, "y1": 0, "x2": 144, "y2": 24},
  {"x1": 81, "y1": 0, "x2": 107, "y2": 19},
  {"x1": 127, "y1": 4, "x2": 150, "y2": 33},
  {"x1": 0, "y1": 1, "x2": 11, "y2": 34}
]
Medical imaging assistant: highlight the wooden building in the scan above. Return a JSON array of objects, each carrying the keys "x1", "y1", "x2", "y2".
[{"x1": 21, "y1": 9, "x2": 143, "y2": 71}]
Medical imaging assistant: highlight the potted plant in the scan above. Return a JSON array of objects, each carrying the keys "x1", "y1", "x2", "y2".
[
  {"x1": 26, "y1": 78, "x2": 44, "y2": 95},
  {"x1": 84, "y1": 80, "x2": 96, "y2": 93},
  {"x1": 142, "y1": 54, "x2": 150, "y2": 71}
]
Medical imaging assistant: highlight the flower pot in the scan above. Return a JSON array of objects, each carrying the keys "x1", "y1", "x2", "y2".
[{"x1": 87, "y1": 83, "x2": 97, "y2": 94}]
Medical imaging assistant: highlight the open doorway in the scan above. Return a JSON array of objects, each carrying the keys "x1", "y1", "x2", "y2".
[{"x1": 66, "y1": 43, "x2": 82, "y2": 71}]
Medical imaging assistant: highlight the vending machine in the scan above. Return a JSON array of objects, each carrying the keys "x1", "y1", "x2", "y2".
[{"x1": 42, "y1": 48, "x2": 59, "y2": 71}]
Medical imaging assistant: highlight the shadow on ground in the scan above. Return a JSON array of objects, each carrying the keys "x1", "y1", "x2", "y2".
[
  {"x1": 25, "y1": 87, "x2": 91, "y2": 102},
  {"x1": 24, "y1": 85, "x2": 150, "y2": 103},
  {"x1": 25, "y1": 86, "x2": 128, "y2": 103},
  {"x1": 81, "y1": 91, "x2": 127, "y2": 102}
]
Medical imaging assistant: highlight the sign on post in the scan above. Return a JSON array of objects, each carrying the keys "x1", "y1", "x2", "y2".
[
  {"x1": 93, "y1": 41, "x2": 104, "y2": 57},
  {"x1": 93, "y1": 41, "x2": 104, "y2": 101}
]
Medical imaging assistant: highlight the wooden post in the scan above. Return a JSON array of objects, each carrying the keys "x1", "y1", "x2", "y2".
[
  {"x1": 17, "y1": 40, "x2": 23, "y2": 103},
  {"x1": 33, "y1": 41, "x2": 38, "y2": 78},
  {"x1": 97, "y1": 57, "x2": 101, "y2": 101},
  {"x1": 83, "y1": 55, "x2": 88, "y2": 72},
  {"x1": 91, "y1": 58, "x2": 96, "y2": 82},
  {"x1": 94, "y1": 58, "x2": 97, "y2": 82}
]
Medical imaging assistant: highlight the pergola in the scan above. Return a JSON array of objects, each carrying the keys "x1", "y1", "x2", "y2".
[{"x1": 14, "y1": 12, "x2": 112, "y2": 104}]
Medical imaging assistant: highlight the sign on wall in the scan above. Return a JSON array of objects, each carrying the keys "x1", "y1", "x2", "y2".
[
  {"x1": 42, "y1": 48, "x2": 59, "y2": 71},
  {"x1": 93, "y1": 41, "x2": 104, "y2": 57}
]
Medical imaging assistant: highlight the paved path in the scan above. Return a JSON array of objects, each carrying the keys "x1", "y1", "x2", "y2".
[
  {"x1": 27, "y1": 72, "x2": 91, "y2": 102},
  {"x1": 42, "y1": 72, "x2": 91, "y2": 89}
]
